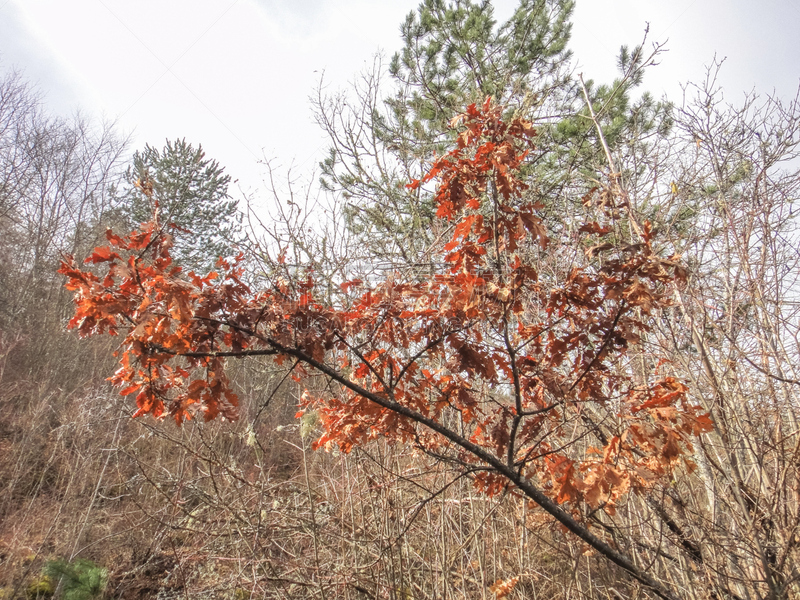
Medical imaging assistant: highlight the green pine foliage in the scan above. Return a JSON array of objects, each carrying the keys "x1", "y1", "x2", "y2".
[
  {"x1": 320, "y1": 0, "x2": 574, "y2": 256},
  {"x1": 317, "y1": 0, "x2": 675, "y2": 263},
  {"x1": 389, "y1": 0, "x2": 573, "y2": 139},
  {"x1": 549, "y1": 44, "x2": 672, "y2": 177},
  {"x1": 42, "y1": 559, "x2": 106, "y2": 600},
  {"x1": 115, "y1": 138, "x2": 241, "y2": 274}
]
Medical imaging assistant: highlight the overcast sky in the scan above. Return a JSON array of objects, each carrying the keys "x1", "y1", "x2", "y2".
[{"x1": 1, "y1": 0, "x2": 799, "y2": 198}]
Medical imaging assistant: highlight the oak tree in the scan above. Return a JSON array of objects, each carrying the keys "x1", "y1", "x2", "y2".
[{"x1": 61, "y1": 99, "x2": 710, "y2": 600}]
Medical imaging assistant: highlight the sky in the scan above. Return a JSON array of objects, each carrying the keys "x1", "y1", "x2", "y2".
[{"x1": 1, "y1": 0, "x2": 799, "y2": 200}]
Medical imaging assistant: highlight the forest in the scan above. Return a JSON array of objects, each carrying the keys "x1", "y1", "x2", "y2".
[{"x1": 3, "y1": 1, "x2": 800, "y2": 599}]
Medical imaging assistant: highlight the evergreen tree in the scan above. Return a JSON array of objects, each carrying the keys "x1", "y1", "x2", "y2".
[
  {"x1": 316, "y1": 0, "x2": 672, "y2": 265},
  {"x1": 317, "y1": 0, "x2": 574, "y2": 264},
  {"x1": 116, "y1": 139, "x2": 240, "y2": 274},
  {"x1": 388, "y1": 0, "x2": 573, "y2": 136},
  {"x1": 43, "y1": 558, "x2": 107, "y2": 600}
]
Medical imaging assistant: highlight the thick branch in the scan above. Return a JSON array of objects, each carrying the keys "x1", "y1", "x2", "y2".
[{"x1": 246, "y1": 338, "x2": 683, "y2": 600}]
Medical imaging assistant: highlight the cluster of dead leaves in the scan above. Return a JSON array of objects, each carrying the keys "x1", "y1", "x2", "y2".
[{"x1": 61, "y1": 98, "x2": 712, "y2": 514}]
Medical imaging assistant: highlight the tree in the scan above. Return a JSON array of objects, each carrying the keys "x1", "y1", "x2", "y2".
[
  {"x1": 62, "y1": 99, "x2": 711, "y2": 600},
  {"x1": 647, "y1": 66, "x2": 800, "y2": 600},
  {"x1": 316, "y1": 0, "x2": 676, "y2": 282},
  {"x1": 115, "y1": 138, "x2": 240, "y2": 274},
  {"x1": 316, "y1": 0, "x2": 575, "y2": 264},
  {"x1": 0, "y1": 63, "x2": 126, "y2": 382},
  {"x1": 0, "y1": 65, "x2": 130, "y2": 599}
]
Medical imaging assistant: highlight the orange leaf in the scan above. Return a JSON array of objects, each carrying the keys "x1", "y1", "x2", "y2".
[{"x1": 489, "y1": 577, "x2": 520, "y2": 598}]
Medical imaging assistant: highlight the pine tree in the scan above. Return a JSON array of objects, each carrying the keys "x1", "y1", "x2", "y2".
[
  {"x1": 316, "y1": 0, "x2": 673, "y2": 266},
  {"x1": 317, "y1": 0, "x2": 574, "y2": 264},
  {"x1": 116, "y1": 139, "x2": 240, "y2": 274},
  {"x1": 388, "y1": 0, "x2": 573, "y2": 136}
]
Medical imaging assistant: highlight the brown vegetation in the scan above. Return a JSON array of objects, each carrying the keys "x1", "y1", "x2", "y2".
[{"x1": 2, "y1": 20, "x2": 800, "y2": 600}]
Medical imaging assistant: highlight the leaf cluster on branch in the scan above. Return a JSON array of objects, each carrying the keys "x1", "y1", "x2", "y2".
[{"x1": 61, "y1": 98, "x2": 711, "y2": 600}]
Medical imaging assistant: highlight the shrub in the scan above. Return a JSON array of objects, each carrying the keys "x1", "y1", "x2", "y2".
[{"x1": 42, "y1": 559, "x2": 106, "y2": 600}]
